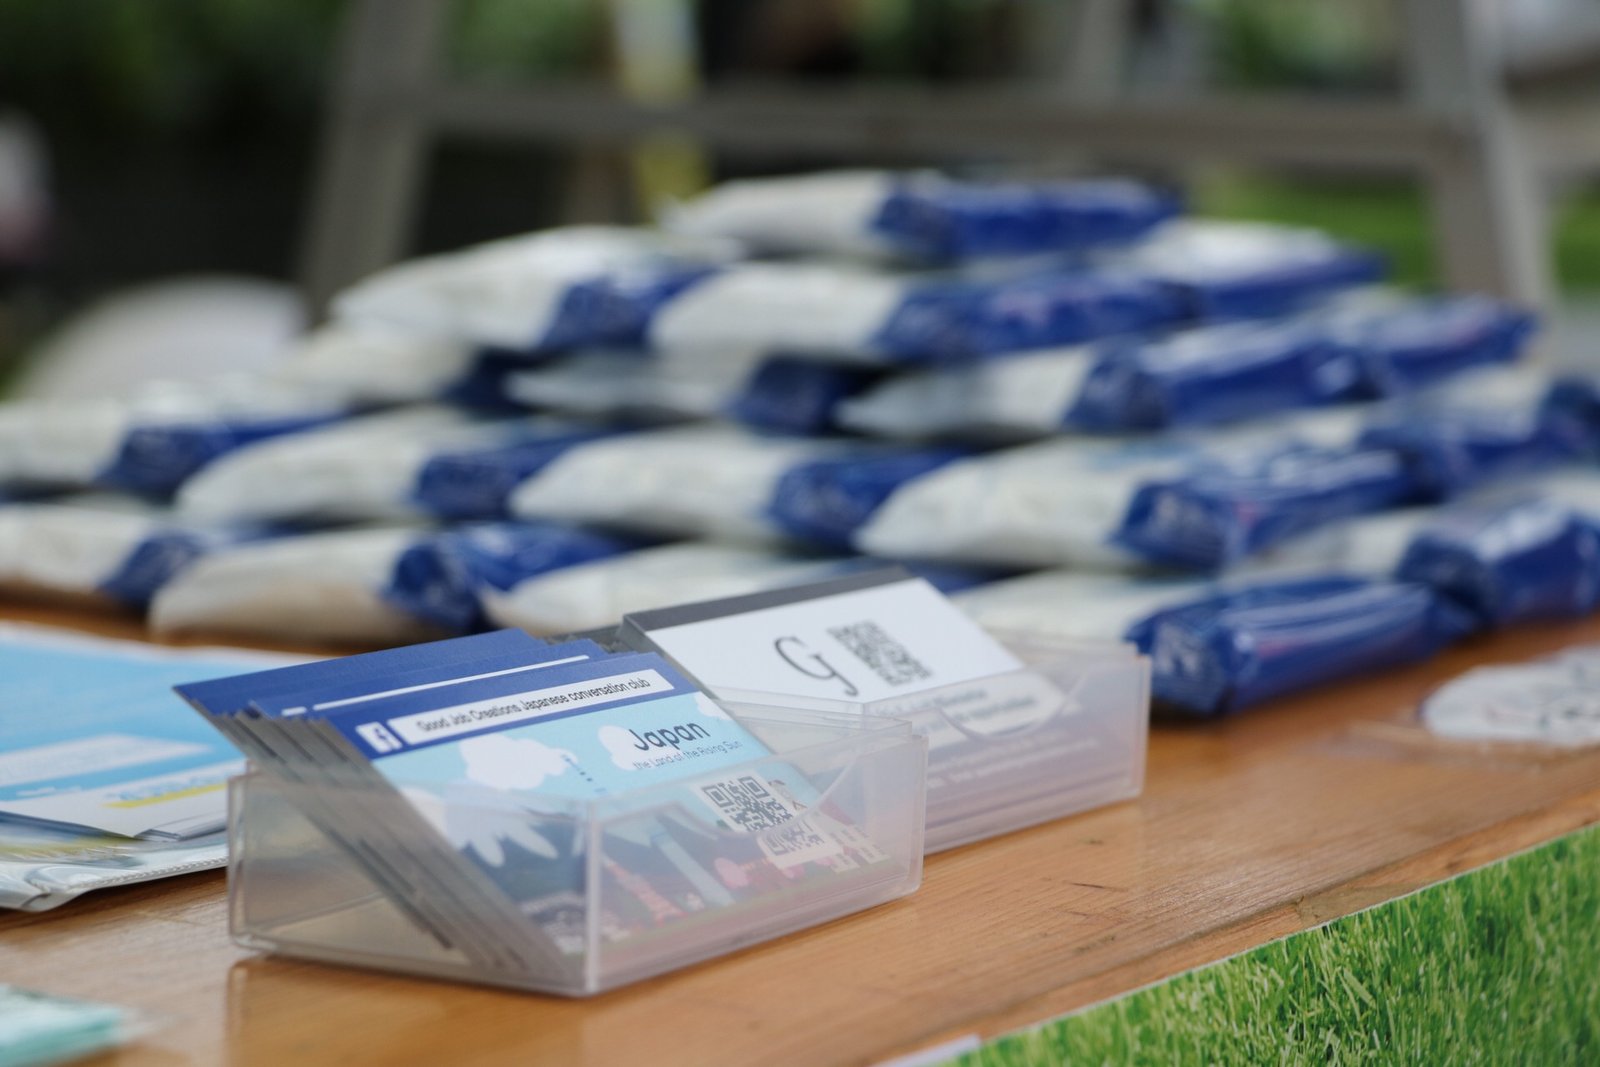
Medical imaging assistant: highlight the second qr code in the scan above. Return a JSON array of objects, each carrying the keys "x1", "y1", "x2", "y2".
[{"x1": 828, "y1": 620, "x2": 932, "y2": 687}]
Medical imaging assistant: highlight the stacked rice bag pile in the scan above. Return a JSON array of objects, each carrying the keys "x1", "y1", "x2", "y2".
[
  {"x1": 3, "y1": 167, "x2": 1589, "y2": 720},
  {"x1": 0, "y1": 379, "x2": 361, "y2": 619},
  {"x1": 499, "y1": 172, "x2": 1566, "y2": 717},
  {"x1": 0, "y1": 219, "x2": 1009, "y2": 643}
]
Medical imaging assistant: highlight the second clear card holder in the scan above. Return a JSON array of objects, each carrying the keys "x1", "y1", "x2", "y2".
[{"x1": 713, "y1": 632, "x2": 1150, "y2": 853}]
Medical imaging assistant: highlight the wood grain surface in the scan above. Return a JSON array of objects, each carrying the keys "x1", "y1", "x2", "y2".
[{"x1": 4, "y1": 601, "x2": 1600, "y2": 1067}]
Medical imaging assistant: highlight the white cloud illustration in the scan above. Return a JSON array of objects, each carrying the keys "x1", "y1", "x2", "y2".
[
  {"x1": 598, "y1": 724, "x2": 654, "y2": 770},
  {"x1": 458, "y1": 733, "x2": 575, "y2": 791}
]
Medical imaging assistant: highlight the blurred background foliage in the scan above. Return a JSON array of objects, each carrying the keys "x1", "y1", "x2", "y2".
[
  {"x1": 0, "y1": 0, "x2": 1596, "y2": 375},
  {"x1": 1199, "y1": 0, "x2": 1396, "y2": 92}
]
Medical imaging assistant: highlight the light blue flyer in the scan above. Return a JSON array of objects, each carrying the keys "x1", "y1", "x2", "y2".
[{"x1": 0, "y1": 624, "x2": 294, "y2": 838}]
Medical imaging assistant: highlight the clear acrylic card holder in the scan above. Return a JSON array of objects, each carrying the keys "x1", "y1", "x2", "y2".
[
  {"x1": 711, "y1": 632, "x2": 1150, "y2": 853},
  {"x1": 228, "y1": 707, "x2": 926, "y2": 996}
]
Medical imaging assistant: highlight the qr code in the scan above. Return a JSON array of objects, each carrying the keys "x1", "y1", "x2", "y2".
[
  {"x1": 827, "y1": 620, "x2": 932, "y2": 687},
  {"x1": 695, "y1": 774, "x2": 832, "y2": 861},
  {"x1": 757, "y1": 818, "x2": 829, "y2": 860},
  {"x1": 697, "y1": 775, "x2": 794, "y2": 833}
]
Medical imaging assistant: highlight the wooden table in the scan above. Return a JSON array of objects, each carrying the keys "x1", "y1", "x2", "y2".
[{"x1": 4, "y1": 599, "x2": 1600, "y2": 1067}]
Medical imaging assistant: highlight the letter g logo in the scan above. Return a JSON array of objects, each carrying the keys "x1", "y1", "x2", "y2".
[{"x1": 774, "y1": 636, "x2": 859, "y2": 698}]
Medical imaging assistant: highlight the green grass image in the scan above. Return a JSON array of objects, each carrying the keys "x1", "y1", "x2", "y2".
[{"x1": 955, "y1": 823, "x2": 1600, "y2": 1066}]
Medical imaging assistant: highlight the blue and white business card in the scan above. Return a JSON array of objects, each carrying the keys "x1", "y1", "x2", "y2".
[
  {"x1": 250, "y1": 638, "x2": 609, "y2": 719},
  {"x1": 180, "y1": 632, "x2": 897, "y2": 964},
  {"x1": 316, "y1": 652, "x2": 883, "y2": 895},
  {"x1": 322, "y1": 652, "x2": 770, "y2": 798}
]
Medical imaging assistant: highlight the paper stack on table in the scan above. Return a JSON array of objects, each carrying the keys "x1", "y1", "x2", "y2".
[{"x1": 0, "y1": 624, "x2": 295, "y2": 911}]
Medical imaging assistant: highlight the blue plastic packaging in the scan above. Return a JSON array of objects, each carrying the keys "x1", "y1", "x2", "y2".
[
  {"x1": 100, "y1": 413, "x2": 345, "y2": 497},
  {"x1": 671, "y1": 171, "x2": 1179, "y2": 263},
  {"x1": 649, "y1": 261, "x2": 1188, "y2": 368},
  {"x1": 1360, "y1": 402, "x2": 1592, "y2": 500},
  {"x1": 0, "y1": 498, "x2": 269, "y2": 609},
  {"x1": 766, "y1": 445, "x2": 975, "y2": 550},
  {"x1": 1175, "y1": 252, "x2": 1384, "y2": 321},
  {"x1": 386, "y1": 522, "x2": 653, "y2": 633},
  {"x1": 867, "y1": 280, "x2": 1012, "y2": 364},
  {"x1": 871, "y1": 176, "x2": 1182, "y2": 262},
  {"x1": 1126, "y1": 575, "x2": 1477, "y2": 715},
  {"x1": 1066, "y1": 318, "x2": 1364, "y2": 432},
  {"x1": 535, "y1": 264, "x2": 717, "y2": 352},
  {"x1": 956, "y1": 268, "x2": 1191, "y2": 357},
  {"x1": 410, "y1": 426, "x2": 619, "y2": 520},
  {"x1": 728, "y1": 359, "x2": 887, "y2": 435},
  {"x1": 870, "y1": 268, "x2": 1184, "y2": 364},
  {"x1": 441, "y1": 350, "x2": 564, "y2": 409},
  {"x1": 99, "y1": 525, "x2": 264, "y2": 607},
  {"x1": 1338, "y1": 295, "x2": 1538, "y2": 395},
  {"x1": 1106, "y1": 221, "x2": 1386, "y2": 321},
  {"x1": 335, "y1": 228, "x2": 734, "y2": 354},
  {"x1": 1395, "y1": 497, "x2": 1600, "y2": 627},
  {"x1": 1113, "y1": 445, "x2": 1418, "y2": 570},
  {"x1": 1545, "y1": 374, "x2": 1600, "y2": 446},
  {"x1": 873, "y1": 269, "x2": 1189, "y2": 365}
]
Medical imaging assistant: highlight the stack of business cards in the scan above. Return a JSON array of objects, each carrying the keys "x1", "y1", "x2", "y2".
[
  {"x1": 0, "y1": 820, "x2": 229, "y2": 913},
  {"x1": 177, "y1": 628, "x2": 897, "y2": 982},
  {"x1": 617, "y1": 570, "x2": 1055, "y2": 746},
  {"x1": 618, "y1": 568, "x2": 1137, "y2": 847}
]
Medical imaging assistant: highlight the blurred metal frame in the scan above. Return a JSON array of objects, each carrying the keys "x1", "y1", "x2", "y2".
[
  {"x1": 299, "y1": 0, "x2": 445, "y2": 318},
  {"x1": 1401, "y1": 0, "x2": 1552, "y2": 307},
  {"x1": 300, "y1": 0, "x2": 1576, "y2": 313}
]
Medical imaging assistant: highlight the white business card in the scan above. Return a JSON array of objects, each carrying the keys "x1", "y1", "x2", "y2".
[{"x1": 625, "y1": 573, "x2": 1025, "y2": 706}]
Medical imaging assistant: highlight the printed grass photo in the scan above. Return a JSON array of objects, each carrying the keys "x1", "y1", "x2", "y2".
[{"x1": 959, "y1": 823, "x2": 1600, "y2": 1065}]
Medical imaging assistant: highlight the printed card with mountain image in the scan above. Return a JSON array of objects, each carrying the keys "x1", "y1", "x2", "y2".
[
  {"x1": 183, "y1": 637, "x2": 897, "y2": 968},
  {"x1": 176, "y1": 631, "x2": 615, "y2": 977},
  {"x1": 298, "y1": 652, "x2": 892, "y2": 954}
]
